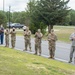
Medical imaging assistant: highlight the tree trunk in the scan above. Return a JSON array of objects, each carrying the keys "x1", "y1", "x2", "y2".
[{"x1": 48, "y1": 25, "x2": 53, "y2": 33}]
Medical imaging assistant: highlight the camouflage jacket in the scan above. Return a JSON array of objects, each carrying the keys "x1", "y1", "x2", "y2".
[
  {"x1": 10, "y1": 30, "x2": 16, "y2": 40},
  {"x1": 5, "y1": 31, "x2": 9, "y2": 36},
  {"x1": 35, "y1": 32, "x2": 43, "y2": 43},
  {"x1": 48, "y1": 33, "x2": 57, "y2": 46},
  {"x1": 24, "y1": 30, "x2": 31, "y2": 40}
]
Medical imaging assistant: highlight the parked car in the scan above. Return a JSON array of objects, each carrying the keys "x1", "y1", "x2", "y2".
[{"x1": 8, "y1": 23, "x2": 24, "y2": 29}]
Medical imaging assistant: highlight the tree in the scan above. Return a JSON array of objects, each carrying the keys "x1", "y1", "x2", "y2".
[
  {"x1": 0, "y1": 11, "x2": 7, "y2": 27},
  {"x1": 12, "y1": 11, "x2": 29, "y2": 25},
  {"x1": 29, "y1": 0, "x2": 70, "y2": 33},
  {"x1": 27, "y1": 0, "x2": 47, "y2": 33},
  {"x1": 5, "y1": 11, "x2": 13, "y2": 24},
  {"x1": 12, "y1": 12, "x2": 20, "y2": 23},
  {"x1": 26, "y1": 0, "x2": 37, "y2": 27},
  {"x1": 69, "y1": 9, "x2": 75, "y2": 25}
]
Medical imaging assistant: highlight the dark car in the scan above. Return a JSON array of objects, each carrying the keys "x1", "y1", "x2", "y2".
[{"x1": 10, "y1": 23, "x2": 24, "y2": 29}]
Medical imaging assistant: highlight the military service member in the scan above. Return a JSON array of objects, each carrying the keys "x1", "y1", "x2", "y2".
[
  {"x1": 23, "y1": 27, "x2": 31, "y2": 51},
  {"x1": 69, "y1": 29, "x2": 75, "y2": 63},
  {"x1": 10, "y1": 28, "x2": 16, "y2": 48},
  {"x1": 48, "y1": 29, "x2": 57, "y2": 59},
  {"x1": 34, "y1": 29, "x2": 43, "y2": 56},
  {"x1": 5, "y1": 28, "x2": 9, "y2": 47}
]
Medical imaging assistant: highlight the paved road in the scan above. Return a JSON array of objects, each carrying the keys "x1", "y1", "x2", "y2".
[{"x1": 3, "y1": 36, "x2": 75, "y2": 64}]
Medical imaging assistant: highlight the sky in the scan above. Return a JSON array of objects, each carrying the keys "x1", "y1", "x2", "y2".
[{"x1": 0, "y1": 0, "x2": 75, "y2": 12}]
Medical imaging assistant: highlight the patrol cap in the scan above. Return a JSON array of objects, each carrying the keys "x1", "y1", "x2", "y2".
[
  {"x1": 12, "y1": 27, "x2": 15, "y2": 29},
  {"x1": 38, "y1": 29, "x2": 41, "y2": 32},
  {"x1": 51, "y1": 29, "x2": 54, "y2": 32}
]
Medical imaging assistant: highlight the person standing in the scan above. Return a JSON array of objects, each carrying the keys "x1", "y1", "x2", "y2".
[
  {"x1": 48, "y1": 29, "x2": 57, "y2": 59},
  {"x1": 0, "y1": 24, "x2": 4, "y2": 45},
  {"x1": 69, "y1": 29, "x2": 75, "y2": 63},
  {"x1": 23, "y1": 27, "x2": 31, "y2": 51},
  {"x1": 5, "y1": 28, "x2": 9, "y2": 47},
  {"x1": 10, "y1": 28, "x2": 16, "y2": 48},
  {"x1": 34, "y1": 29, "x2": 43, "y2": 56}
]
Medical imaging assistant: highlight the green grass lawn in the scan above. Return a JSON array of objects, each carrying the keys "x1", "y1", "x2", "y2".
[
  {"x1": 16, "y1": 31, "x2": 24, "y2": 36},
  {"x1": 0, "y1": 47, "x2": 75, "y2": 75},
  {"x1": 54, "y1": 26, "x2": 74, "y2": 42}
]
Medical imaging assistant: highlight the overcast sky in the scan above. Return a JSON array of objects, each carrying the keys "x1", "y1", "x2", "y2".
[{"x1": 0, "y1": 0, "x2": 75, "y2": 12}]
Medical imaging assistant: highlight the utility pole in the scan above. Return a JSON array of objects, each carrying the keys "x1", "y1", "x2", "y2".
[
  {"x1": 3, "y1": 0, "x2": 4, "y2": 12},
  {"x1": 9, "y1": 6, "x2": 11, "y2": 30}
]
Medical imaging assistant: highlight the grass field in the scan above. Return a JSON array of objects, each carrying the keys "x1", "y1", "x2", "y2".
[
  {"x1": 54, "y1": 26, "x2": 75, "y2": 42},
  {"x1": 0, "y1": 47, "x2": 75, "y2": 75},
  {"x1": 16, "y1": 26, "x2": 75, "y2": 42}
]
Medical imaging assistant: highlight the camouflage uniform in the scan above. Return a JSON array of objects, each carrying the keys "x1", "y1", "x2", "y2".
[
  {"x1": 10, "y1": 28, "x2": 16, "y2": 48},
  {"x1": 48, "y1": 30, "x2": 57, "y2": 59},
  {"x1": 34, "y1": 29, "x2": 43, "y2": 56},
  {"x1": 24, "y1": 28, "x2": 31, "y2": 51},
  {"x1": 5, "y1": 29, "x2": 9, "y2": 47}
]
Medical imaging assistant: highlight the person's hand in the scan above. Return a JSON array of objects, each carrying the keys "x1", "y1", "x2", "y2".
[
  {"x1": 48, "y1": 39, "x2": 51, "y2": 41},
  {"x1": 51, "y1": 38, "x2": 54, "y2": 40},
  {"x1": 72, "y1": 37, "x2": 75, "y2": 40}
]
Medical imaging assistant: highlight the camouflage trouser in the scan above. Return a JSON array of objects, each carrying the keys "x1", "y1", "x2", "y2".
[
  {"x1": 35, "y1": 42, "x2": 41, "y2": 54},
  {"x1": 74, "y1": 57, "x2": 75, "y2": 64},
  {"x1": 49, "y1": 46, "x2": 55, "y2": 58},
  {"x1": 11, "y1": 38, "x2": 16, "y2": 48},
  {"x1": 5, "y1": 37, "x2": 9, "y2": 47},
  {"x1": 25, "y1": 39, "x2": 31, "y2": 50},
  {"x1": 70, "y1": 46, "x2": 75, "y2": 60}
]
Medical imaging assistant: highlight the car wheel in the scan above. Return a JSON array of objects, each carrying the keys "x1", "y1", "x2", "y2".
[{"x1": 12, "y1": 26, "x2": 14, "y2": 28}]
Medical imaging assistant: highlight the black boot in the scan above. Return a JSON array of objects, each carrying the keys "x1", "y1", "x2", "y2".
[{"x1": 68, "y1": 58, "x2": 72, "y2": 63}]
